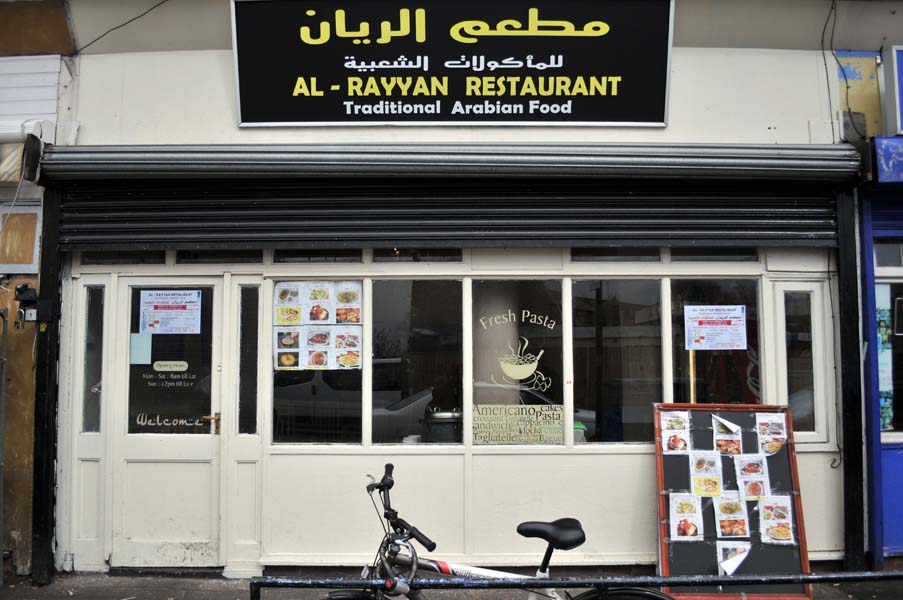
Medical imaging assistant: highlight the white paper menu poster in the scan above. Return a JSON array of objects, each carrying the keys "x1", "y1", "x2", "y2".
[
  {"x1": 684, "y1": 305, "x2": 747, "y2": 350},
  {"x1": 714, "y1": 491, "x2": 750, "y2": 539},
  {"x1": 661, "y1": 411, "x2": 691, "y2": 455},
  {"x1": 273, "y1": 281, "x2": 362, "y2": 370},
  {"x1": 712, "y1": 415, "x2": 742, "y2": 455},
  {"x1": 734, "y1": 454, "x2": 771, "y2": 501},
  {"x1": 139, "y1": 290, "x2": 202, "y2": 334},
  {"x1": 759, "y1": 495, "x2": 796, "y2": 545},
  {"x1": 690, "y1": 451, "x2": 723, "y2": 497},
  {"x1": 669, "y1": 493, "x2": 703, "y2": 542},
  {"x1": 755, "y1": 412, "x2": 788, "y2": 456}
]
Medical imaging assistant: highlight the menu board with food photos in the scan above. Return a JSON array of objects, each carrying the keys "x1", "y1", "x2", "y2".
[
  {"x1": 273, "y1": 281, "x2": 362, "y2": 370},
  {"x1": 654, "y1": 404, "x2": 810, "y2": 600}
]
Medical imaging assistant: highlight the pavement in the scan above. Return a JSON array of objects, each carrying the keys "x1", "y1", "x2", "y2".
[{"x1": 0, "y1": 567, "x2": 902, "y2": 600}]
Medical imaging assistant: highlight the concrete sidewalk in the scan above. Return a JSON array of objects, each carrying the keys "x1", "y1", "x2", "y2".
[{"x1": 1, "y1": 572, "x2": 902, "y2": 600}]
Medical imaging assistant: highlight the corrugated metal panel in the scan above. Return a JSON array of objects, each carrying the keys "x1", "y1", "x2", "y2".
[
  {"x1": 868, "y1": 193, "x2": 903, "y2": 237},
  {"x1": 0, "y1": 55, "x2": 60, "y2": 125},
  {"x1": 37, "y1": 143, "x2": 861, "y2": 182},
  {"x1": 57, "y1": 178, "x2": 839, "y2": 250}
]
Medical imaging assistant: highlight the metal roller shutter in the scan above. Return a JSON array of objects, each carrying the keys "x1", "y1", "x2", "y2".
[{"x1": 57, "y1": 177, "x2": 839, "y2": 250}]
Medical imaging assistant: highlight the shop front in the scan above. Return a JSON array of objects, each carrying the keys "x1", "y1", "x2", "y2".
[
  {"x1": 860, "y1": 135, "x2": 903, "y2": 563},
  {"x1": 27, "y1": 143, "x2": 861, "y2": 577}
]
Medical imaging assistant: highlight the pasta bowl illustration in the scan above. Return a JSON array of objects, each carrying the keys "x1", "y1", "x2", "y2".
[{"x1": 499, "y1": 337, "x2": 545, "y2": 381}]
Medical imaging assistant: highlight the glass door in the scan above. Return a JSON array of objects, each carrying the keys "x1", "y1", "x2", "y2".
[{"x1": 111, "y1": 278, "x2": 223, "y2": 566}]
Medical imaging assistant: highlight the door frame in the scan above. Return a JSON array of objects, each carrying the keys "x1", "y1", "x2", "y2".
[{"x1": 109, "y1": 276, "x2": 225, "y2": 567}]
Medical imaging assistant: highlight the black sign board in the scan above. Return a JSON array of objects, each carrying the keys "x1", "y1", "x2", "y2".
[
  {"x1": 232, "y1": 0, "x2": 673, "y2": 125},
  {"x1": 654, "y1": 404, "x2": 811, "y2": 600}
]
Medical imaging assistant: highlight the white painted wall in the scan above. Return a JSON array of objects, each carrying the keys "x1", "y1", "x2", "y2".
[
  {"x1": 259, "y1": 451, "x2": 843, "y2": 567},
  {"x1": 71, "y1": 47, "x2": 840, "y2": 146}
]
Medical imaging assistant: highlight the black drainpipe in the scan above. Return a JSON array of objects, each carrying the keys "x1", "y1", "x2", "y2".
[
  {"x1": 31, "y1": 186, "x2": 62, "y2": 584},
  {"x1": 836, "y1": 189, "x2": 866, "y2": 570}
]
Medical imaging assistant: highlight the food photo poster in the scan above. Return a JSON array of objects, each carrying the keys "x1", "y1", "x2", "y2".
[{"x1": 274, "y1": 281, "x2": 362, "y2": 370}]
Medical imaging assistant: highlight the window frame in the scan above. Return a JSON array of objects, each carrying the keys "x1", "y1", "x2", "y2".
[
  {"x1": 772, "y1": 281, "x2": 833, "y2": 444},
  {"x1": 872, "y1": 271, "x2": 903, "y2": 445},
  {"x1": 68, "y1": 248, "x2": 835, "y2": 451}
]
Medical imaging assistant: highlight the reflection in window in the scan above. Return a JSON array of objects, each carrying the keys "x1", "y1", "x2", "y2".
[
  {"x1": 372, "y1": 280, "x2": 463, "y2": 444},
  {"x1": 573, "y1": 280, "x2": 661, "y2": 443},
  {"x1": 672, "y1": 280, "x2": 760, "y2": 405},
  {"x1": 273, "y1": 370, "x2": 362, "y2": 443},
  {"x1": 82, "y1": 286, "x2": 104, "y2": 432},
  {"x1": 472, "y1": 280, "x2": 563, "y2": 445},
  {"x1": 785, "y1": 292, "x2": 815, "y2": 431},
  {"x1": 238, "y1": 286, "x2": 259, "y2": 434}
]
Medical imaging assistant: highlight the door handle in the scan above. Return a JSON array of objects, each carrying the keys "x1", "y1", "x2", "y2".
[{"x1": 200, "y1": 412, "x2": 221, "y2": 435}]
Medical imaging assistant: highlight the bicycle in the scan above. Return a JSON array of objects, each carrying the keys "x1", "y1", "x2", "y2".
[{"x1": 327, "y1": 463, "x2": 675, "y2": 600}]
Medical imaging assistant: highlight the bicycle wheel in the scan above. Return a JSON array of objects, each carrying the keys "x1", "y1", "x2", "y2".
[{"x1": 571, "y1": 587, "x2": 676, "y2": 600}]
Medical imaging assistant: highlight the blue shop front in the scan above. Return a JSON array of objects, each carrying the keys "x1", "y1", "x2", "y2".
[{"x1": 861, "y1": 135, "x2": 903, "y2": 562}]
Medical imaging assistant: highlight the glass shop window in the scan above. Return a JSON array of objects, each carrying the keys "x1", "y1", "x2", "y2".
[
  {"x1": 372, "y1": 280, "x2": 463, "y2": 444},
  {"x1": 272, "y1": 280, "x2": 363, "y2": 443},
  {"x1": 875, "y1": 284, "x2": 903, "y2": 432},
  {"x1": 572, "y1": 280, "x2": 662, "y2": 443},
  {"x1": 670, "y1": 248, "x2": 759, "y2": 262},
  {"x1": 81, "y1": 250, "x2": 166, "y2": 265},
  {"x1": 176, "y1": 249, "x2": 262, "y2": 264},
  {"x1": 875, "y1": 242, "x2": 903, "y2": 268},
  {"x1": 82, "y1": 286, "x2": 105, "y2": 432},
  {"x1": 373, "y1": 248, "x2": 463, "y2": 262},
  {"x1": 274, "y1": 249, "x2": 362, "y2": 263},
  {"x1": 128, "y1": 288, "x2": 213, "y2": 434},
  {"x1": 472, "y1": 280, "x2": 563, "y2": 445},
  {"x1": 784, "y1": 292, "x2": 815, "y2": 431},
  {"x1": 238, "y1": 286, "x2": 259, "y2": 434},
  {"x1": 571, "y1": 248, "x2": 660, "y2": 262},
  {"x1": 672, "y1": 280, "x2": 761, "y2": 405}
]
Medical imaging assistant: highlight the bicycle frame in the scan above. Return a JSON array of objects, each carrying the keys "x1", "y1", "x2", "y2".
[{"x1": 386, "y1": 551, "x2": 565, "y2": 600}]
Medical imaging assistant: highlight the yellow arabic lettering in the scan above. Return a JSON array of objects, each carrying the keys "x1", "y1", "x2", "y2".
[
  {"x1": 449, "y1": 9, "x2": 610, "y2": 44},
  {"x1": 300, "y1": 8, "x2": 426, "y2": 46},
  {"x1": 377, "y1": 8, "x2": 427, "y2": 44},
  {"x1": 335, "y1": 9, "x2": 371, "y2": 43},
  {"x1": 299, "y1": 10, "x2": 331, "y2": 45}
]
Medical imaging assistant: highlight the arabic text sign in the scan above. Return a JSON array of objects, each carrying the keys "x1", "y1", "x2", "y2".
[
  {"x1": 139, "y1": 290, "x2": 202, "y2": 335},
  {"x1": 684, "y1": 305, "x2": 747, "y2": 351},
  {"x1": 232, "y1": 0, "x2": 672, "y2": 125}
]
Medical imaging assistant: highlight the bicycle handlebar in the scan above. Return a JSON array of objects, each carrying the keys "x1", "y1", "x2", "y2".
[
  {"x1": 367, "y1": 463, "x2": 437, "y2": 552},
  {"x1": 409, "y1": 526, "x2": 437, "y2": 553}
]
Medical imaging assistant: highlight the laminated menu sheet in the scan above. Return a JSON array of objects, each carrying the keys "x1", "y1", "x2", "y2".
[
  {"x1": 653, "y1": 404, "x2": 810, "y2": 600},
  {"x1": 273, "y1": 281, "x2": 363, "y2": 370}
]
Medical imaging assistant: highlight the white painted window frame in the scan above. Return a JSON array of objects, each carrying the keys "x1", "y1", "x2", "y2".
[
  {"x1": 771, "y1": 280, "x2": 834, "y2": 446},
  {"x1": 68, "y1": 248, "x2": 836, "y2": 449}
]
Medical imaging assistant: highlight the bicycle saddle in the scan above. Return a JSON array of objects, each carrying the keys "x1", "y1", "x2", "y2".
[{"x1": 516, "y1": 518, "x2": 586, "y2": 550}]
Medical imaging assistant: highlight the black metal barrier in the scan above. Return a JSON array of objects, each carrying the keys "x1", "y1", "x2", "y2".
[{"x1": 250, "y1": 570, "x2": 903, "y2": 599}]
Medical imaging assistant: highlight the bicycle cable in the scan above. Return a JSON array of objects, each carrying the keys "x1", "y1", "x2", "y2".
[{"x1": 369, "y1": 490, "x2": 389, "y2": 536}]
